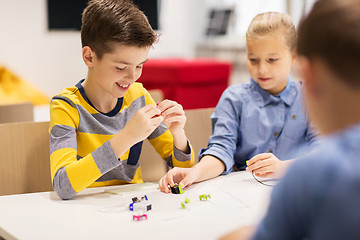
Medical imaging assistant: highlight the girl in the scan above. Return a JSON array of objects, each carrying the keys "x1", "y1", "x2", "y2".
[{"x1": 159, "y1": 12, "x2": 318, "y2": 193}]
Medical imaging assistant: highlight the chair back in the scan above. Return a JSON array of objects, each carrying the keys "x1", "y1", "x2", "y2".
[
  {"x1": 0, "y1": 102, "x2": 34, "y2": 123},
  {"x1": 140, "y1": 108, "x2": 214, "y2": 182},
  {"x1": 148, "y1": 89, "x2": 164, "y2": 103},
  {"x1": 0, "y1": 121, "x2": 52, "y2": 196}
]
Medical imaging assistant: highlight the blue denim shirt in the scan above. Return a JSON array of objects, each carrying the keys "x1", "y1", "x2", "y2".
[
  {"x1": 252, "y1": 122, "x2": 360, "y2": 240},
  {"x1": 199, "y1": 78, "x2": 318, "y2": 173}
]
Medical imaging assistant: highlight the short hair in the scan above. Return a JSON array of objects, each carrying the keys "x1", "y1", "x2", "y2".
[
  {"x1": 81, "y1": 0, "x2": 158, "y2": 59},
  {"x1": 297, "y1": 0, "x2": 360, "y2": 87},
  {"x1": 246, "y1": 12, "x2": 297, "y2": 51}
]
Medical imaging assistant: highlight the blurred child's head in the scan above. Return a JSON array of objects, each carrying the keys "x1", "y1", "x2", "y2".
[
  {"x1": 297, "y1": 0, "x2": 360, "y2": 134},
  {"x1": 81, "y1": 0, "x2": 158, "y2": 60},
  {"x1": 246, "y1": 12, "x2": 296, "y2": 95}
]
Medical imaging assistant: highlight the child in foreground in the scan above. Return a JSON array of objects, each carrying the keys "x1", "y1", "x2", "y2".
[
  {"x1": 50, "y1": 0, "x2": 194, "y2": 200},
  {"x1": 159, "y1": 12, "x2": 318, "y2": 193}
]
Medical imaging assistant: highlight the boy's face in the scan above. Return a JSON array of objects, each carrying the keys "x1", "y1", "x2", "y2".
[
  {"x1": 297, "y1": 57, "x2": 346, "y2": 135},
  {"x1": 88, "y1": 44, "x2": 150, "y2": 99},
  {"x1": 246, "y1": 36, "x2": 295, "y2": 95}
]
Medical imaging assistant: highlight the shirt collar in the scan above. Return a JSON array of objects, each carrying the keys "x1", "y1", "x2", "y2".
[
  {"x1": 75, "y1": 79, "x2": 123, "y2": 117},
  {"x1": 250, "y1": 77, "x2": 298, "y2": 107}
]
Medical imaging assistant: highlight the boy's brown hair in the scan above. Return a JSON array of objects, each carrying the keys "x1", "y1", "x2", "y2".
[
  {"x1": 81, "y1": 0, "x2": 158, "y2": 59},
  {"x1": 246, "y1": 12, "x2": 297, "y2": 51},
  {"x1": 297, "y1": 0, "x2": 360, "y2": 87}
]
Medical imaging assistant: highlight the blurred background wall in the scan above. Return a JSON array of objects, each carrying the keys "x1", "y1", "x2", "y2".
[{"x1": 0, "y1": 0, "x2": 316, "y2": 99}]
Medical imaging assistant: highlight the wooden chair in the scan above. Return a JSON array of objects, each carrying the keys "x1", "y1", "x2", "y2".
[
  {"x1": 140, "y1": 108, "x2": 214, "y2": 182},
  {"x1": 0, "y1": 102, "x2": 34, "y2": 123},
  {"x1": 0, "y1": 121, "x2": 52, "y2": 196},
  {"x1": 0, "y1": 107, "x2": 214, "y2": 194},
  {"x1": 148, "y1": 89, "x2": 164, "y2": 103},
  {"x1": 184, "y1": 108, "x2": 214, "y2": 158}
]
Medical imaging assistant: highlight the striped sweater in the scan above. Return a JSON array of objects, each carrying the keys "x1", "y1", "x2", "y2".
[{"x1": 50, "y1": 80, "x2": 194, "y2": 199}]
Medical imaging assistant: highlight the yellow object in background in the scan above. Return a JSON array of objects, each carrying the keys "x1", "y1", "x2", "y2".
[{"x1": 0, "y1": 65, "x2": 50, "y2": 105}]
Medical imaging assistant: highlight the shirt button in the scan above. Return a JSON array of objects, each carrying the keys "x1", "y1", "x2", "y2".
[
  {"x1": 292, "y1": 114, "x2": 296, "y2": 119},
  {"x1": 273, "y1": 132, "x2": 278, "y2": 137},
  {"x1": 269, "y1": 149, "x2": 273, "y2": 153}
]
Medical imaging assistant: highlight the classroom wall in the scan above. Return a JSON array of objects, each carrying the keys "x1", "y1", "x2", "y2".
[
  {"x1": 0, "y1": 0, "x2": 207, "y2": 98},
  {"x1": 0, "y1": 0, "x2": 316, "y2": 98},
  {"x1": 0, "y1": 0, "x2": 86, "y2": 98}
]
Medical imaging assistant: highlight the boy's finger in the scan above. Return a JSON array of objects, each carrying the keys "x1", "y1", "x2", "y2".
[
  {"x1": 145, "y1": 106, "x2": 161, "y2": 117},
  {"x1": 151, "y1": 115, "x2": 164, "y2": 126},
  {"x1": 160, "y1": 177, "x2": 171, "y2": 194},
  {"x1": 161, "y1": 105, "x2": 184, "y2": 117},
  {"x1": 179, "y1": 174, "x2": 193, "y2": 188},
  {"x1": 158, "y1": 177, "x2": 167, "y2": 193},
  {"x1": 156, "y1": 99, "x2": 171, "y2": 111},
  {"x1": 157, "y1": 100, "x2": 181, "y2": 112},
  {"x1": 141, "y1": 104, "x2": 156, "y2": 113},
  {"x1": 164, "y1": 115, "x2": 185, "y2": 124},
  {"x1": 165, "y1": 173, "x2": 175, "y2": 187}
]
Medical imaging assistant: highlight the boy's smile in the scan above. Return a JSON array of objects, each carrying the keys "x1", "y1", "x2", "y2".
[
  {"x1": 82, "y1": 44, "x2": 150, "y2": 113},
  {"x1": 116, "y1": 83, "x2": 130, "y2": 89},
  {"x1": 246, "y1": 36, "x2": 295, "y2": 95}
]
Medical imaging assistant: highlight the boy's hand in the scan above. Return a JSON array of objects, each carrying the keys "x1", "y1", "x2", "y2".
[
  {"x1": 246, "y1": 153, "x2": 284, "y2": 178},
  {"x1": 156, "y1": 100, "x2": 186, "y2": 135},
  {"x1": 158, "y1": 167, "x2": 199, "y2": 193},
  {"x1": 123, "y1": 104, "x2": 163, "y2": 144}
]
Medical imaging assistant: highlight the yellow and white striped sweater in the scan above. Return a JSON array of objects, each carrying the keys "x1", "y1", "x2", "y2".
[{"x1": 50, "y1": 81, "x2": 194, "y2": 199}]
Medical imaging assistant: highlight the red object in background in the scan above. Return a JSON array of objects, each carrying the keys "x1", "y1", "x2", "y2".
[{"x1": 138, "y1": 58, "x2": 232, "y2": 109}]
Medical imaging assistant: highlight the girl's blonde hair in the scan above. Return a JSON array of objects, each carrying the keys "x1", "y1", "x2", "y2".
[{"x1": 246, "y1": 12, "x2": 296, "y2": 51}]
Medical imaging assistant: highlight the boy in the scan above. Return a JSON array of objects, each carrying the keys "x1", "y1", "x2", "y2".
[
  {"x1": 220, "y1": 0, "x2": 360, "y2": 239},
  {"x1": 50, "y1": 0, "x2": 194, "y2": 200}
]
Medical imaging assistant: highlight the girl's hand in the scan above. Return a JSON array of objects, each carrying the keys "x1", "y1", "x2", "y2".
[
  {"x1": 157, "y1": 100, "x2": 186, "y2": 135},
  {"x1": 158, "y1": 167, "x2": 199, "y2": 193},
  {"x1": 246, "y1": 153, "x2": 284, "y2": 178}
]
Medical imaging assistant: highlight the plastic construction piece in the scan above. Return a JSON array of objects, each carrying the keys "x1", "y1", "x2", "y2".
[
  {"x1": 199, "y1": 194, "x2": 211, "y2": 201},
  {"x1": 133, "y1": 214, "x2": 148, "y2": 221},
  {"x1": 170, "y1": 183, "x2": 184, "y2": 194},
  {"x1": 129, "y1": 195, "x2": 152, "y2": 212},
  {"x1": 181, "y1": 197, "x2": 191, "y2": 209},
  {"x1": 132, "y1": 195, "x2": 148, "y2": 203},
  {"x1": 246, "y1": 160, "x2": 249, "y2": 166}
]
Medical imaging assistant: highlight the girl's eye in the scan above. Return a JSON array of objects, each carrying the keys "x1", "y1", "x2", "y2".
[
  {"x1": 268, "y1": 58, "x2": 278, "y2": 63},
  {"x1": 116, "y1": 66, "x2": 126, "y2": 71},
  {"x1": 136, "y1": 65, "x2": 143, "y2": 69},
  {"x1": 249, "y1": 59, "x2": 258, "y2": 63}
]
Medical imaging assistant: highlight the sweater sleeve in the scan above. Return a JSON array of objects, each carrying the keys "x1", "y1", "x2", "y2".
[{"x1": 50, "y1": 96, "x2": 120, "y2": 200}]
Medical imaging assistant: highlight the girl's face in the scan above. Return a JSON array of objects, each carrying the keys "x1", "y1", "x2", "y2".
[{"x1": 246, "y1": 36, "x2": 295, "y2": 95}]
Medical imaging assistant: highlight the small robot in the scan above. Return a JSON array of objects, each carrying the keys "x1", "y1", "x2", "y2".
[
  {"x1": 129, "y1": 195, "x2": 152, "y2": 212},
  {"x1": 170, "y1": 183, "x2": 184, "y2": 194}
]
